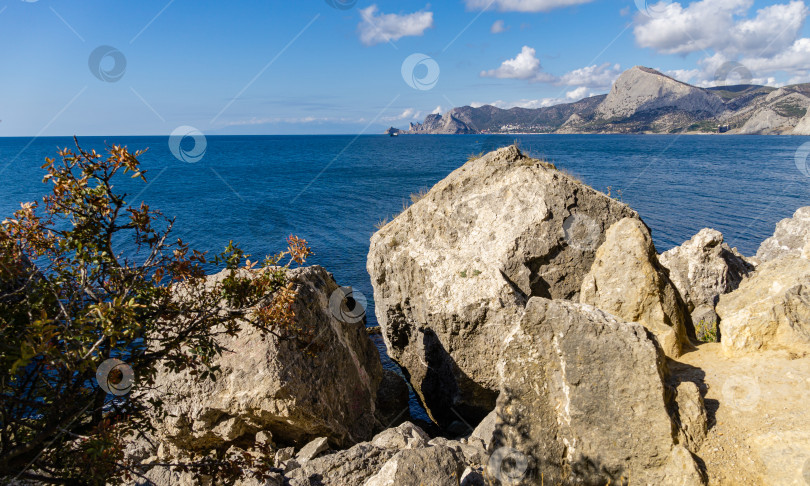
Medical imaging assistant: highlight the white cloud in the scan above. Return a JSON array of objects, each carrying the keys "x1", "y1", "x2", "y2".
[
  {"x1": 516, "y1": 98, "x2": 564, "y2": 108},
  {"x1": 431, "y1": 105, "x2": 443, "y2": 114},
  {"x1": 491, "y1": 20, "x2": 509, "y2": 33},
  {"x1": 471, "y1": 95, "x2": 593, "y2": 109},
  {"x1": 222, "y1": 116, "x2": 367, "y2": 126},
  {"x1": 481, "y1": 48, "x2": 621, "y2": 91},
  {"x1": 635, "y1": 0, "x2": 810, "y2": 85},
  {"x1": 565, "y1": 87, "x2": 590, "y2": 100},
  {"x1": 635, "y1": 0, "x2": 749, "y2": 55},
  {"x1": 750, "y1": 76, "x2": 781, "y2": 86},
  {"x1": 634, "y1": 0, "x2": 807, "y2": 57},
  {"x1": 478, "y1": 88, "x2": 596, "y2": 108},
  {"x1": 481, "y1": 46, "x2": 622, "y2": 94},
  {"x1": 788, "y1": 73, "x2": 810, "y2": 84},
  {"x1": 732, "y1": 1, "x2": 807, "y2": 57},
  {"x1": 480, "y1": 46, "x2": 556, "y2": 81},
  {"x1": 383, "y1": 108, "x2": 423, "y2": 122},
  {"x1": 666, "y1": 48, "x2": 800, "y2": 88},
  {"x1": 358, "y1": 5, "x2": 434, "y2": 46},
  {"x1": 490, "y1": 99, "x2": 561, "y2": 108},
  {"x1": 741, "y1": 38, "x2": 810, "y2": 76},
  {"x1": 557, "y1": 62, "x2": 622, "y2": 89},
  {"x1": 664, "y1": 68, "x2": 702, "y2": 84},
  {"x1": 466, "y1": 0, "x2": 593, "y2": 12}
]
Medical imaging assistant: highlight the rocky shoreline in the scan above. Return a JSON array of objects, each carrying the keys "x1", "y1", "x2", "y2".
[
  {"x1": 125, "y1": 146, "x2": 810, "y2": 485},
  {"x1": 387, "y1": 66, "x2": 810, "y2": 136}
]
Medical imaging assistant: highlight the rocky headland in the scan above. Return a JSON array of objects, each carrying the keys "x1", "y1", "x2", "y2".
[
  {"x1": 125, "y1": 147, "x2": 810, "y2": 485},
  {"x1": 389, "y1": 66, "x2": 810, "y2": 135}
]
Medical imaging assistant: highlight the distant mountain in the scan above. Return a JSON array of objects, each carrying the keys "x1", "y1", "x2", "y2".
[{"x1": 394, "y1": 66, "x2": 810, "y2": 135}]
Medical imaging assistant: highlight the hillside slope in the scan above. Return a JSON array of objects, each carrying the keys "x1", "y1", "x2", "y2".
[{"x1": 396, "y1": 66, "x2": 810, "y2": 135}]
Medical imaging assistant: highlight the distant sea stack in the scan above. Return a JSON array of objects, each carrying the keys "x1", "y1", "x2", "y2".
[
  {"x1": 392, "y1": 65, "x2": 810, "y2": 135},
  {"x1": 407, "y1": 113, "x2": 474, "y2": 134}
]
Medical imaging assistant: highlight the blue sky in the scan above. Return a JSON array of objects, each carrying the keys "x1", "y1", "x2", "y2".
[{"x1": 1, "y1": 0, "x2": 809, "y2": 135}]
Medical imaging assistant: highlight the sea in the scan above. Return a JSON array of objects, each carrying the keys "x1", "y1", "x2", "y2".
[{"x1": 3, "y1": 134, "x2": 809, "y2": 420}]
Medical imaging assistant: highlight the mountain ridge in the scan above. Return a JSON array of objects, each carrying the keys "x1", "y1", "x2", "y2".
[{"x1": 390, "y1": 66, "x2": 810, "y2": 135}]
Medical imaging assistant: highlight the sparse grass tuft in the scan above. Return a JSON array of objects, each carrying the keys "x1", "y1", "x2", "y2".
[
  {"x1": 557, "y1": 167, "x2": 583, "y2": 185},
  {"x1": 374, "y1": 218, "x2": 389, "y2": 230},
  {"x1": 605, "y1": 186, "x2": 624, "y2": 202},
  {"x1": 376, "y1": 187, "x2": 430, "y2": 232},
  {"x1": 410, "y1": 187, "x2": 430, "y2": 204},
  {"x1": 467, "y1": 151, "x2": 486, "y2": 163}
]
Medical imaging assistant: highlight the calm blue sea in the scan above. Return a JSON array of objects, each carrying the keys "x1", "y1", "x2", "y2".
[{"x1": 3, "y1": 134, "x2": 809, "y2": 421}]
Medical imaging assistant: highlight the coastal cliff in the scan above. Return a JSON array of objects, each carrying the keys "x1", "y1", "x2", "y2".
[{"x1": 394, "y1": 66, "x2": 810, "y2": 135}]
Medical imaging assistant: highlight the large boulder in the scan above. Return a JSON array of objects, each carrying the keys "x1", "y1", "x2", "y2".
[
  {"x1": 470, "y1": 410, "x2": 497, "y2": 450},
  {"x1": 128, "y1": 421, "x2": 469, "y2": 486},
  {"x1": 580, "y1": 218, "x2": 693, "y2": 358},
  {"x1": 296, "y1": 437, "x2": 330, "y2": 463},
  {"x1": 717, "y1": 252, "x2": 810, "y2": 356},
  {"x1": 490, "y1": 297, "x2": 703, "y2": 485},
  {"x1": 364, "y1": 445, "x2": 466, "y2": 486},
  {"x1": 286, "y1": 442, "x2": 395, "y2": 486},
  {"x1": 286, "y1": 422, "x2": 474, "y2": 486},
  {"x1": 659, "y1": 228, "x2": 754, "y2": 341},
  {"x1": 756, "y1": 207, "x2": 810, "y2": 262},
  {"x1": 286, "y1": 423, "x2": 427, "y2": 486},
  {"x1": 371, "y1": 421, "x2": 430, "y2": 450},
  {"x1": 367, "y1": 146, "x2": 639, "y2": 427},
  {"x1": 659, "y1": 228, "x2": 753, "y2": 312},
  {"x1": 148, "y1": 266, "x2": 383, "y2": 452}
]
